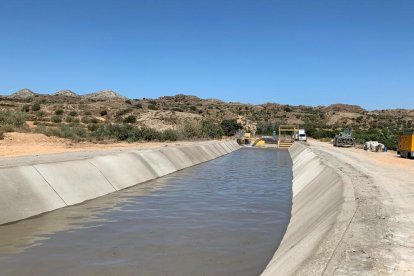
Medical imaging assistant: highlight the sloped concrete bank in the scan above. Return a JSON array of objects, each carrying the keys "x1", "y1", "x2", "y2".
[
  {"x1": 0, "y1": 141, "x2": 240, "y2": 225},
  {"x1": 262, "y1": 143, "x2": 356, "y2": 275}
]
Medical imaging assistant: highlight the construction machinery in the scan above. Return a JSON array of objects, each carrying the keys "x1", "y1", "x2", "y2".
[
  {"x1": 333, "y1": 128, "x2": 355, "y2": 147},
  {"x1": 236, "y1": 131, "x2": 251, "y2": 145},
  {"x1": 398, "y1": 130, "x2": 414, "y2": 158}
]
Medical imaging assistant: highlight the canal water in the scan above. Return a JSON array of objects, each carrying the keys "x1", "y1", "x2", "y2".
[{"x1": 0, "y1": 148, "x2": 292, "y2": 276}]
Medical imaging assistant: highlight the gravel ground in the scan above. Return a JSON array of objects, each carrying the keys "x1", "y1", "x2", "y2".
[{"x1": 309, "y1": 140, "x2": 414, "y2": 275}]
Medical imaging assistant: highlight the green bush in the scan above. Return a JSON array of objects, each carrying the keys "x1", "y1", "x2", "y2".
[
  {"x1": 148, "y1": 104, "x2": 158, "y2": 110},
  {"x1": 21, "y1": 104, "x2": 30, "y2": 112},
  {"x1": 115, "y1": 108, "x2": 132, "y2": 117},
  {"x1": 87, "y1": 123, "x2": 99, "y2": 131},
  {"x1": 353, "y1": 129, "x2": 397, "y2": 150},
  {"x1": 51, "y1": 115, "x2": 62, "y2": 123},
  {"x1": 36, "y1": 110, "x2": 45, "y2": 118},
  {"x1": 89, "y1": 124, "x2": 161, "y2": 142},
  {"x1": 123, "y1": 115, "x2": 137, "y2": 124},
  {"x1": 35, "y1": 125, "x2": 87, "y2": 141},
  {"x1": 35, "y1": 125, "x2": 61, "y2": 137},
  {"x1": 160, "y1": 129, "x2": 179, "y2": 141},
  {"x1": 201, "y1": 120, "x2": 223, "y2": 138},
  {"x1": 84, "y1": 110, "x2": 92, "y2": 116},
  {"x1": 55, "y1": 109, "x2": 64, "y2": 115},
  {"x1": 81, "y1": 116, "x2": 90, "y2": 124},
  {"x1": 59, "y1": 125, "x2": 87, "y2": 140},
  {"x1": 220, "y1": 119, "x2": 242, "y2": 136},
  {"x1": 0, "y1": 110, "x2": 27, "y2": 131},
  {"x1": 65, "y1": 116, "x2": 81, "y2": 123},
  {"x1": 69, "y1": 111, "x2": 77, "y2": 116},
  {"x1": 32, "y1": 102, "x2": 41, "y2": 111},
  {"x1": 179, "y1": 121, "x2": 202, "y2": 139}
]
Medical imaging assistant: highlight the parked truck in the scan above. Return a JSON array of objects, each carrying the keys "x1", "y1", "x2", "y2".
[
  {"x1": 294, "y1": 129, "x2": 307, "y2": 142},
  {"x1": 333, "y1": 128, "x2": 355, "y2": 147},
  {"x1": 398, "y1": 130, "x2": 414, "y2": 158},
  {"x1": 298, "y1": 129, "x2": 307, "y2": 142}
]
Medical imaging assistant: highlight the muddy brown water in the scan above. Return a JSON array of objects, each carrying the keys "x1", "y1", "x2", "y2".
[{"x1": 0, "y1": 148, "x2": 292, "y2": 276}]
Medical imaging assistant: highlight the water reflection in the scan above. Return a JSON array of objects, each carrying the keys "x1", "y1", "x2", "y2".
[
  {"x1": 0, "y1": 178, "x2": 169, "y2": 256},
  {"x1": 0, "y1": 148, "x2": 292, "y2": 276}
]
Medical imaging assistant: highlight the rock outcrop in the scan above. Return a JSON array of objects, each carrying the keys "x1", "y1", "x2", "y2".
[
  {"x1": 54, "y1": 90, "x2": 80, "y2": 97},
  {"x1": 8, "y1": 89, "x2": 36, "y2": 99},
  {"x1": 83, "y1": 90, "x2": 127, "y2": 101}
]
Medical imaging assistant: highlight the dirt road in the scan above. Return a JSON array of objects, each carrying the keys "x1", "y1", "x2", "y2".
[
  {"x1": 0, "y1": 132, "x2": 196, "y2": 158},
  {"x1": 309, "y1": 140, "x2": 414, "y2": 275}
]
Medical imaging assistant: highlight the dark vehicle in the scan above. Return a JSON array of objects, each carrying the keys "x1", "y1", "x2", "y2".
[{"x1": 333, "y1": 128, "x2": 355, "y2": 147}]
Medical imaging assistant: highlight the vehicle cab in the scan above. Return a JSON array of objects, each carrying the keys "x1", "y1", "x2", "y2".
[{"x1": 298, "y1": 129, "x2": 307, "y2": 142}]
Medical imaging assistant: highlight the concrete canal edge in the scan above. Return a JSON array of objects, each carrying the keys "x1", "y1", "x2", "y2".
[
  {"x1": 262, "y1": 142, "x2": 356, "y2": 275},
  {"x1": 0, "y1": 140, "x2": 240, "y2": 225}
]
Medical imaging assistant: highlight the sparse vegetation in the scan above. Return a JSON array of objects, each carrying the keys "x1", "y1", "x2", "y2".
[
  {"x1": 51, "y1": 115, "x2": 63, "y2": 123},
  {"x1": 123, "y1": 115, "x2": 137, "y2": 124},
  {"x1": 0, "y1": 92, "x2": 411, "y2": 147},
  {"x1": 201, "y1": 120, "x2": 224, "y2": 139},
  {"x1": 148, "y1": 104, "x2": 158, "y2": 110},
  {"x1": 0, "y1": 110, "x2": 27, "y2": 132},
  {"x1": 115, "y1": 108, "x2": 132, "y2": 117},
  {"x1": 55, "y1": 109, "x2": 64, "y2": 115},
  {"x1": 21, "y1": 104, "x2": 30, "y2": 112},
  {"x1": 221, "y1": 119, "x2": 242, "y2": 136},
  {"x1": 32, "y1": 102, "x2": 41, "y2": 111},
  {"x1": 81, "y1": 116, "x2": 91, "y2": 124}
]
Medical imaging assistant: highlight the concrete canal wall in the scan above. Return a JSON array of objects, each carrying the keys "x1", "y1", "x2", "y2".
[
  {"x1": 0, "y1": 141, "x2": 240, "y2": 225},
  {"x1": 262, "y1": 143, "x2": 356, "y2": 275}
]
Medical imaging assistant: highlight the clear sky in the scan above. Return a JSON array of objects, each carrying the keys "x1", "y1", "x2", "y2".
[{"x1": 0, "y1": 0, "x2": 413, "y2": 109}]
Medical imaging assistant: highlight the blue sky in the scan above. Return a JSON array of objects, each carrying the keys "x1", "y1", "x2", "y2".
[{"x1": 0, "y1": 0, "x2": 413, "y2": 109}]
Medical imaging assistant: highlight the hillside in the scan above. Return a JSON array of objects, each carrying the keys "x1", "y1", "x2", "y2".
[{"x1": 0, "y1": 89, "x2": 413, "y2": 149}]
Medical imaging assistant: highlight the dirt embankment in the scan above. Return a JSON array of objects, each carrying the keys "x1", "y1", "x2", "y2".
[
  {"x1": 0, "y1": 132, "x2": 196, "y2": 158},
  {"x1": 263, "y1": 139, "x2": 414, "y2": 275},
  {"x1": 308, "y1": 140, "x2": 414, "y2": 275}
]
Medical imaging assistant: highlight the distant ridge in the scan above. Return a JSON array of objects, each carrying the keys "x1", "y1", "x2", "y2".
[
  {"x1": 0, "y1": 89, "x2": 402, "y2": 113},
  {"x1": 54, "y1": 90, "x2": 80, "y2": 97},
  {"x1": 322, "y1": 104, "x2": 365, "y2": 113},
  {"x1": 83, "y1": 90, "x2": 127, "y2": 101},
  {"x1": 8, "y1": 88, "x2": 37, "y2": 99},
  {"x1": 5, "y1": 88, "x2": 127, "y2": 101}
]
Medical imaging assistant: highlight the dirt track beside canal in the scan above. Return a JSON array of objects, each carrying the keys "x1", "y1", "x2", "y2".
[{"x1": 310, "y1": 140, "x2": 414, "y2": 275}]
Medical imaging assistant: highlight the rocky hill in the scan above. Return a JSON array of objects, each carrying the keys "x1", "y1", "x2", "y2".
[
  {"x1": 321, "y1": 104, "x2": 365, "y2": 113},
  {"x1": 8, "y1": 89, "x2": 37, "y2": 99},
  {"x1": 83, "y1": 90, "x2": 127, "y2": 101},
  {"x1": 0, "y1": 89, "x2": 412, "y2": 149},
  {"x1": 54, "y1": 90, "x2": 79, "y2": 98}
]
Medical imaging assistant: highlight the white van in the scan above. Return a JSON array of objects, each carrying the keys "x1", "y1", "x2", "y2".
[{"x1": 298, "y1": 129, "x2": 307, "y2": 142}]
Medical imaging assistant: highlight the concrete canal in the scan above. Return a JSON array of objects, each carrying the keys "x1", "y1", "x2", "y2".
[{"x1": 0, "y1": 148, "x2": 292, "y2": 275}]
